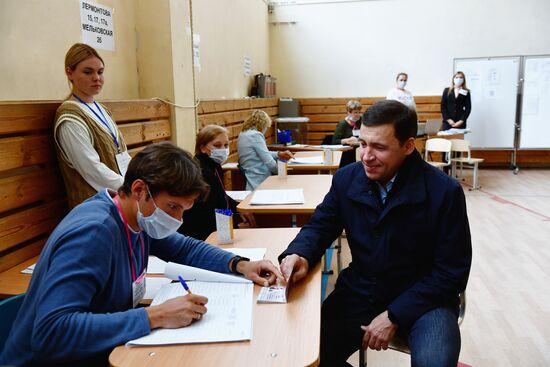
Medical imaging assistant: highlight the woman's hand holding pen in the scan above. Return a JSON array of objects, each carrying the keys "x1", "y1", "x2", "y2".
[
  {"x1": 145, "y1": 294, "x2": 208, "y2": 329},
  {"x1": 277, "y1": 150, "x2": 294, "y2": 161}
]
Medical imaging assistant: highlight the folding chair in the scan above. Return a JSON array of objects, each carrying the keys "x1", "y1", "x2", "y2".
[
  {"x1": 450, "y1": 139, "x2": 484, "y2": 190},
  {"x1": 359, "y1": 292, "x2": 466, "y2": 367},
  {"x1": 424, "y1": 138, "x2": 452, "y2": 170}
]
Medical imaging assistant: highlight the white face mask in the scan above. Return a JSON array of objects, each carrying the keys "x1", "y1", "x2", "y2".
[
  {"x1": 397, "y1": 80, "x2": 407, "y2": 89},
  {"x1": 210, "y1": 148, "x2": 229, "y2": 165},
  {"x1": 136, "y1": 188, "x2": 182, "y2": 239},
  {"x1": 454, "y1": 77, "x2": 464, "y2": 87}
]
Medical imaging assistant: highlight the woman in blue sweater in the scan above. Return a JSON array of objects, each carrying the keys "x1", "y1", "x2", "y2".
[{"x1": 0, "y1": 142, "x2": 282, "y2": 367}]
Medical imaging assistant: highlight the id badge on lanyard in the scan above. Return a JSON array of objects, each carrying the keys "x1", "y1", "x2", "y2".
[
  {"x1": 116, "y1": 150, "x2": 132, "y2": 176},
  {"x1": 132, "y1": 269, "x2": 147, "y2": 308}
]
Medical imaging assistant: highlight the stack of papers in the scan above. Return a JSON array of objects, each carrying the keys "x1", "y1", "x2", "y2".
[
  {"x1": 289, "y1": 156, "x2": 324, "y2": 165},
  {"x1": 437, "y1": 128, "x2": 471, "y2": 135},
  {"x1": 20, "y1": 264, "x2": 36, "y2": 274},
  {"x1": 250, "y1": 189, "x2": 305, "y2": 205}
]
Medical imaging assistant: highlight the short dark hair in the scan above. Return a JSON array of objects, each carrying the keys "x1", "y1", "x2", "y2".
[
  {"x1": 119, "y1": 141, "x2": 209, "y2": 198},
  {"x1": 361, "y1": 100, "x2": 417, "y2": 144}
]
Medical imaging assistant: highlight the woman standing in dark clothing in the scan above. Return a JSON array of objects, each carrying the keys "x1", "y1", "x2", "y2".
[
  {"x1": 441, "y1": 71, "x2": 472, "y2": 131},
  {"x1": 179, "y1": 125, "x2": 255, "y2": 240}
]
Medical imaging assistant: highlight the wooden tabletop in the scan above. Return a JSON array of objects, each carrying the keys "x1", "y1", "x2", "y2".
[
  {"x1": 237, "y1": 175, "x2": 332, "y2": 214},
  {"x1": 0, "y1": 256, "x2": 37, "y2": 298},
  {"x1": 110, "y1": 228, "x2": 321, "y2": 367}
]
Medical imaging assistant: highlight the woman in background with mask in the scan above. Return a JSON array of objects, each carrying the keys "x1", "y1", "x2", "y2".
[
  {"x1": 387, "y1": 72, "x2": 416, "y2": 110},
  {"x1": 237, "y1": 110, "x2": 294, "y2": 190},
  {"x1": 441, "y1": 71, "x2": 471, "y2": 131},
  {"x1": 332, "y1": 100, "x2": 362, "y2": 167},
  {"x1": 179, "y1": 125, "x2": 255, "y2": 240}
]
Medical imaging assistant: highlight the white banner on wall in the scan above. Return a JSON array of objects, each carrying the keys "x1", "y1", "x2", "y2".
[{"x1": 80, "y1": 0, "x2": 115, "y2": 51}]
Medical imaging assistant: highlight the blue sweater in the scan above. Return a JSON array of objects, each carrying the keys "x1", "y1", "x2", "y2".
[
  {"x1": 0, "y1": 190, "x2": 235, "y2": 367},
  {"x1": 237, "y1": 129, "x2": 278, "y2": 190}
]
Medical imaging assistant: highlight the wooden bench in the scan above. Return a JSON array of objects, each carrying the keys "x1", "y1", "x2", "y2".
[{"x1": 0, "y1": 99, "x2": 170, "y2": 298}]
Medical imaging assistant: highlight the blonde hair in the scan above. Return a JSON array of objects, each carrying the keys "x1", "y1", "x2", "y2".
[
  {"x1": 448, "y1": 71, "x2": 469, "y2": 95},
  {"x1": 195, "y1": 125, "x2": 228, "y2": 155},
  {"x1": 242, "y1": 110, "x2": 272, "y2": 133},
  {"x1": 64, "y1": 43, "x2": 104, "y2": 98},
  {"x1": 346, "y1": 100, "x2": 362, "y2": 113}
]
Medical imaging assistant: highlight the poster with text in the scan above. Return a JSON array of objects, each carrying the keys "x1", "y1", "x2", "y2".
[{"x1": 80, "y1": 0, "x2": 115, "y2": 51}]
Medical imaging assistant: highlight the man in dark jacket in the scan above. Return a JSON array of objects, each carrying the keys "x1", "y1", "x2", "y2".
[{"x1": 279, "y1": 100, "x2": 472, "y2": 367}]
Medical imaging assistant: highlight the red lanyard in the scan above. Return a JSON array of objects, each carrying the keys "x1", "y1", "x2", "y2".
[{"x1": 114, "y1": 195, "x2": 145, "y2": 281}]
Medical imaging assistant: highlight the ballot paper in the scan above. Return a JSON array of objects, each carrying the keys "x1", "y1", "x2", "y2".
[
  {"x1": 20, "y1": 263, "x2": 36, "y2": 274},
  {"x1": 146, "y1": 256, "x2": 167, "y2": 274},
  {"x1": 127, "y1": 281, "x2": 253, "y2": 345},
  {"x1": 250, "y1": 189, "x2": 305, "y2": 205}
]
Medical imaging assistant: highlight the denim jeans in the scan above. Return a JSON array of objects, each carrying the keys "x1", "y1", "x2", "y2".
[{"x1": 319, "y1": 287, "x2": 461, "y2": 367}]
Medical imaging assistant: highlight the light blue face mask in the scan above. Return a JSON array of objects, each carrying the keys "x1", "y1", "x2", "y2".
[{"x1": 136, "y1": 188, "x2": 182, "y2": 239}]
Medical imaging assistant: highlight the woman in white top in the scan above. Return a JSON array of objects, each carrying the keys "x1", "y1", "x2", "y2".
[
  {"x1": 54, "y1": 43, "x2": 131, "y2": 208},
  {"x1": 237, "y1": 110, "x2": 293, "y2": 190},
  {"x1": 386, "y1": 72, "x2": 416, "y2": 111}
]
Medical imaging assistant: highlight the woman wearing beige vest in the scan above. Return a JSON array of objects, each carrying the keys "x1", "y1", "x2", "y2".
[{"x1": 55, "y1": 43, "x2": 131, "y2": 208}]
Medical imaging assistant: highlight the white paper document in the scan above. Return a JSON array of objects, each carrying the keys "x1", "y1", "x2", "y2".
[
  {"x1": 289, "y1": 156, "x2": 324, "y2": 165},
  {"x1": 250, "y1": 189, "x2": 305, "y2": 205},
  {"x1": 164, "y1": 262, "x2": 251, "y2": 283},
  {"x1": 143, "y1": 277, "x2": 172, "y2": 300},
  {"x1": 437, "y1": 128, "x2": 471, "y2": 136},
  {"x1": 226, "y1": 190, "x2": 251, "y2": 202},
  {"x1": 224, "y1": 248, "x2": 267, "y2": 261},
  {"x1": 127, "y1": 281, "x2": 253, "y2": 345},
  {"x1": 308, "y1": 144, "x2": 348, "y2": 150},
  {"x1": 20, "y1": 263, "x2": 36, "y2": 274},
  {"x1": 147, "y1": 256, "x2": 167, "y2": 274}
]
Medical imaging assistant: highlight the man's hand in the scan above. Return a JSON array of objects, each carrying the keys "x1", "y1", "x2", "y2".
[
  {"x1": 341, "y1": 137, "x2": 359, "y2": 146},
  {"x1": 361, "y1": 310, "x2": 398, "y2": 351},
  {"x1": 237, "y1": 260, "x2": 284, "y2": 287},
  {"x1": 280, "y1": 254, "x2": 309, "y2": 284},
  {"x1": 277, "y1": 150, "x2": 294, "y2": 161},
  {"x1": 146, "y1": 294, "x2": 208, "y2": 329}
]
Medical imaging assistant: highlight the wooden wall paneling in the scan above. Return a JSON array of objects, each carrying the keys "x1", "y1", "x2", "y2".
[
  {"x1": 0, "y1": 200, "x2": 67, "y2": 253},
  {"x1": 0, "y1": 168, "x2": 63, "y2": 213},
  {"x1": 0, "y1": 135, "x2": 56, "y2": 172},
  {"x1": 104, "y1": 100, "x2": 170, "y2": 122},
  {"x1": 117, "y1": 119, "x2": 171, "y2": 146},
  {"x1": 0, "y1": 102, "x2": 59, "y2": 134},
  {"x1": 0, "y1": 238, "x2": 46, "y2": 274}
]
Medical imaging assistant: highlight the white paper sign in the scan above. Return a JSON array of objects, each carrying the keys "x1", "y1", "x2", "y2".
[
  {"x1": 80, "y1": 0, "x2": 115, "y2": 51},
  {"x1": 244, "y1": 56, "x2": 252, "y2": 76},
  {"x1": 193, "y1": 34, "x2": 201, "y2": 72}
]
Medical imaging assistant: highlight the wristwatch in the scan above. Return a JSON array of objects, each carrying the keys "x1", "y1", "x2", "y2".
[{"x1": 230, "y1": 256, "x2": 250, "y2": 275}]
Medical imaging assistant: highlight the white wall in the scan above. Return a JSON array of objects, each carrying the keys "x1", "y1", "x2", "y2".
[
  {"x1": 0, "y1": 0, "x2": 139, "y2": 101},
  {"x1": 193, "y1": 0, "x2": 270, "y2": 99},
  {"x1": 269, "y1": 0, "x2": 550, "y2": 98}
]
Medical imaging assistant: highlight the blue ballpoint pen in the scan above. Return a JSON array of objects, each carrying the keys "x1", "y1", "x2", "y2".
[{"x1": 178, "y1": 275, "x2": 192, "y2": 294}]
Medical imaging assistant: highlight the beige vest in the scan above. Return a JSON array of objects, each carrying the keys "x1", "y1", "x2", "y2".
[{"x1": 54, "y1": 101, "x2": 127, "y2": 209}]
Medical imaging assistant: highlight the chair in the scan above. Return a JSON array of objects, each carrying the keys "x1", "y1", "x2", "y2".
[
  {"x1": 237, "y1": 163, "x2": 252, "y2": 190},
  {"x1": 450, "y1": 139, "x2": 484, "y2": 190},
  {"x1": 424, "y1": 138, "x2": 452, "y2": 170},
  {"x1": 359, "y1": 292, "x2": 466, "y2": 367},
  {"x1": 321, "y1": 134, "x2": 334, "y2": 145},
  {"x1": 0, "y1": 293, "x2": 25, "y2": 351}
]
